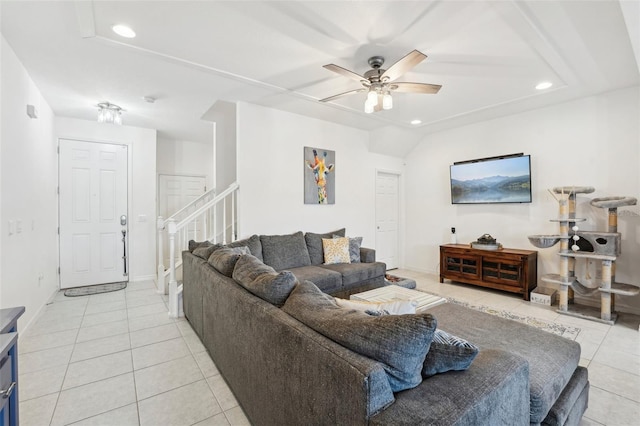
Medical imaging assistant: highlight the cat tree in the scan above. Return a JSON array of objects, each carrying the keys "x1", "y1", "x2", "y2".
[{"x1": 528, "y1": 186, "x2": 638, "y2": 324}]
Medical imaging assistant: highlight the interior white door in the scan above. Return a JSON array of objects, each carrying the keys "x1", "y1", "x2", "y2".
[
  {"x1": 59, "y1": 140, "x2": 128, "y2": 289},
  {"x1": 158, "y1": 174, "x2": 206, "y2": 221},
  {"x1": 158, "y1": 174, "x2": 206, "y2": 263},
  {"x1": 375, "y1": 171, "x2": 400, "y2": 270}
]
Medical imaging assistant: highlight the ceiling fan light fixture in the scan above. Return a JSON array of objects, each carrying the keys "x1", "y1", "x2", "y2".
[
  {"x1": 364, "y1": 102, "x2": 374, "y2": 114},
  {"x1": 382, "y1": 93, "x2": 393, "y2": 110},
  {"x1": 366, "y1": 90, "x2": 378, "y2": 105}
]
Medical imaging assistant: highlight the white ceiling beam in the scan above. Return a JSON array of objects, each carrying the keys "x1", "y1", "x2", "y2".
[{"x1": 74, "y1": 0, "x2": 95, "y2": 38}]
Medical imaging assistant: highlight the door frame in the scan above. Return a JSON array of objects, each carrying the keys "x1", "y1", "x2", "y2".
[
  {"x1": 375, "y1": 168, "x2": 404, "y2": 270},
  {"x1": 58, "y1": 137, "x2": 133, "y2": 289}
]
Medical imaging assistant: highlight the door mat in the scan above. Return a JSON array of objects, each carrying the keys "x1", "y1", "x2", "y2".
[
  {"x1": 64, "y1": 282, "x2": 127, "y2": 297},
  {"x1": 447, "y1": 298, "x2": 581, "y2": 341}
]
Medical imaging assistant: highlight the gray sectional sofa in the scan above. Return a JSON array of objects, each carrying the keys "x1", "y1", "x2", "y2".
[{"x1": 182, "y1": 230, "x2": 589, "y2": 425}]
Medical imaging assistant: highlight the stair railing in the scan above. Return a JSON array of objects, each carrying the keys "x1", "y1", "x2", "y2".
[{"x1": 157, "y1": 182, "x2": 239, "y2": 317}]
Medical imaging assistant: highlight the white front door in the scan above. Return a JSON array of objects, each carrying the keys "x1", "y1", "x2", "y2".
[
  {"x1": 59, "y1": 139, "x2": 128, "y2": 289},
  {"x1": 376, "y1": 171, "x2": 400, "y2": 269}
]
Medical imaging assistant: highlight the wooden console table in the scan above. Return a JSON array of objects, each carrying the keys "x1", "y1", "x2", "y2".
[{"x1": 440, "y1": 244, "x2": 537, "y2": 300}]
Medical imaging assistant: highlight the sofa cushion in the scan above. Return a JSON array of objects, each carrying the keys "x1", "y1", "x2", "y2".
[
  {"x1": 260, "y1": 231, "x2": 311, "y2": 270},
  {"x1": 321, "y1": 262, "x2": 386, "y2": 286},
  {"x1": 208, "y1": 246, "x2": 250, "y2": 277},
  {"x1": 305, "y1": 228, "x2": 346, "y2": 265},
  {"x1": 422, "y1": 329, "x2": 479, "y2": 377},
  {"x1": 227, "y1": 235, "x2": 263, "y2": 261},
  {"x1": 192, "y1": 243, "x2": 222, "y2": 260},
  {"x1": 322, "y1": 237, "x2": 351, "y2": 264},
  {"x1": 287, "y1": 265, "x2": 342, "y2": 294},
  {"x1": 283, "y1": 280, "x2": 437, "y2": 392},
  {"x1": 232, "y1": 254, "x2": 297, "y2": 307}
]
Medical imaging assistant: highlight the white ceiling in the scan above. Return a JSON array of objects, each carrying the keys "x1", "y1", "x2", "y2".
[{"x1": 1, "y1": 1, "x2": 639, "y2": 156}]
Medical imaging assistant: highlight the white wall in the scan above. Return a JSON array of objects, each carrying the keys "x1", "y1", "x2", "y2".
[
  {"x1": 157, "y1": 137, "x2": 213, "y2": 189},
  {"x1": 0, "y1": 36, "x2": 58, "y2": 331},
  {"x1": 208, "y1": 101, "x2": 237, "y2": 192},
  {"x1": 236, "y1": 102, "x2": 405, "y2": 249},
  {"x1": 404, "y1": 86, "x2": 640, "y2": 313},
  {"x1": 56, "y1": 117, "x2": 158, "y2": 282}
]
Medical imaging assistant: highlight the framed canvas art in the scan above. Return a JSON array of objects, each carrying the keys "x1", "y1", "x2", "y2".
[{"x1": 304, "y1": 147, "x2": 335, "y2": 204}]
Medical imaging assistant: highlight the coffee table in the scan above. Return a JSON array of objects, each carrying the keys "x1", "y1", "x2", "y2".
[{"x1": 350, "y1": 285, "x2": 447, "y2": 312}]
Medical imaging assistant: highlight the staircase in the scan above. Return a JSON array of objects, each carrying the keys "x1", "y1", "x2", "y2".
[{"x1": 157, "y1": 182, "x2": 239, "y2": 317}]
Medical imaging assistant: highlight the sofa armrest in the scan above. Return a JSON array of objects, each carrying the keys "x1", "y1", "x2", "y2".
[{"x1": 360, "y1": 247, "x2": 376, "y2": 263}]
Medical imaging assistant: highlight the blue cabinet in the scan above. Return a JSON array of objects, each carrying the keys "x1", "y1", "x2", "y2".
[{"x1": 0, "y1": 307, "x2": 24, "y2": 426}]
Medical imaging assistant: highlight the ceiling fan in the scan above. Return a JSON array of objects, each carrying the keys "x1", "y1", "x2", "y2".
[{"x1": 320, "y1": 49, "x2": 441, "y2": 113}]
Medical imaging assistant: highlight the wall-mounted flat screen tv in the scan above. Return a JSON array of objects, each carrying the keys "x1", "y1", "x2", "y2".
[{"x1": 450, "y1": 154, "x2": 532, "y2": 204}]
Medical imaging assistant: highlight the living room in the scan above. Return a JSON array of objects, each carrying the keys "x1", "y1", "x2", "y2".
[{"x1": 1, "y1": 1, "x2": 639, "y2": 425}]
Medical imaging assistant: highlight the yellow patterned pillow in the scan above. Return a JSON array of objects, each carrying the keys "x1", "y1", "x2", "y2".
[{"x1": 322, "y1": 237, "x2": 351, "y2": 264}]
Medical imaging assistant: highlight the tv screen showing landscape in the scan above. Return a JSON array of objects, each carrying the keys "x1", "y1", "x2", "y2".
[{"x1": 450, "y1": 155, "x2": 532, "y2": 204}]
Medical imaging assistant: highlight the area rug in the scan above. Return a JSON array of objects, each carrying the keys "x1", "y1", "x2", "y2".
[
  {"x1": 447, "y1": 298, "x2": 581, "y2": 340},
  {"x1": 64, "y1": 282, "x2": 127, "y2": 297}
]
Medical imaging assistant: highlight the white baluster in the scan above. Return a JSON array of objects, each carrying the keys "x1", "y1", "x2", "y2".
[
  {"x1": 231, "y1": 191, "x2": 236, "y2": 241},
  {"x1": 157, "y1": 216, "x2": 166, "y2": 294},
  {"x1": 223, "y1": 198, "x2": 227, "y2": 244},
  {"x1": 167, "y1": 219, "x2": 180, "y2": 318}
]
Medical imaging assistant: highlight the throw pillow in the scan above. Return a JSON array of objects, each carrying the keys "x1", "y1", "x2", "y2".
[
  {"x1": 188, "y1": 240, "x2": 211, "y2": 253},
  {"x1": 422, "y1": 329, "x2": 479, "y2": 378},
  {"x1": 232, "y1": 254, "x2": 297, "y2": 307},
  {"x1": 333, "y1": 235, "x2": 363, "y2": 263},
  {"x1": 283, "y1": 280, "x2": 437, "y2": 392},
  {"x1": 208, "y1": 246, "x2": 250, "y2": 277},
  {"x1": 260, "y1": 232, "x2": 311, "y2": 271},
  {"x1": 226, "y1": 235, "x2": 263, "y2": 261},
  {"x1": 192, "y1": 243, "x2": 222, "y2": 260},
  {"x1": 322, "y1": 237, "x2": 351, "y2": 264},
  {"x1": 305, "y1": 228, "x2": 346, "y2": 265},
  {"x1": 334, "y1": 298, "x2": 417, "y2": 315}
]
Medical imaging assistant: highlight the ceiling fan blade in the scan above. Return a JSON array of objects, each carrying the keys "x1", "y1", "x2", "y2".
[
  {"x1": 323, "y1": 64, "x2": 367, "y2": 83},
  {"x1": 319, "y1": 88, "x2": 366, "y2": 103},
  {"x1": 381, "y1": 50, "x2": 427, "y2": 82},
  {"x1": 391, "y1": 82, "x2": 442, "y2": 94}
]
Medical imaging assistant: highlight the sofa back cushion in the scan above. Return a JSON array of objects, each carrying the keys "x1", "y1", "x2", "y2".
[
  {"x1": 208, "y1": 246, "x2": 250, "y2": 277},
  {"x1": 226, "y1": 235, "x2": 263, "y2": 261},
  {"x1": 283, "y1": 280, "x2": 437, "y2": 392},
  {"x1": 192, "y1": 243, "x2": 223, "y2": 260},
  {"x1": 232, "y1": 254, "x2": 297, "y2": 307},
  {"x1": 305, "y1": 228, "x2": 346, "y2": 265},
  {"x1": 260, "y1": 231, "x2": 311, "y2": 271}
]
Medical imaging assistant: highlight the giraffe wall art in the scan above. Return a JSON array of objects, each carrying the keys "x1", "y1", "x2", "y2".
[{"x1": 304, "y1": 147, "x2": 335, "y2": 204}]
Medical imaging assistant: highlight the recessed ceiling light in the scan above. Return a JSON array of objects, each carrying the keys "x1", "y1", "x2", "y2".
[
  {"x1": 112, "y1": 24, "x2": 136, "y2": 38},
  {"x1": 535, "y1": 81, "x2": 553, "y2": 90},
  {"x1": 410, "y1": 119, "x2": 422, "y2": 125}
]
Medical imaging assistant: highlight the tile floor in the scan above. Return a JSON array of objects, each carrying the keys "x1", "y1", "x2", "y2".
[
  {"x1": 18, "y1": 280, "x2": 249, "y2": 426},
  {"x1": 18, "y1": 271, "x2": 640, "y2": 425}
]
